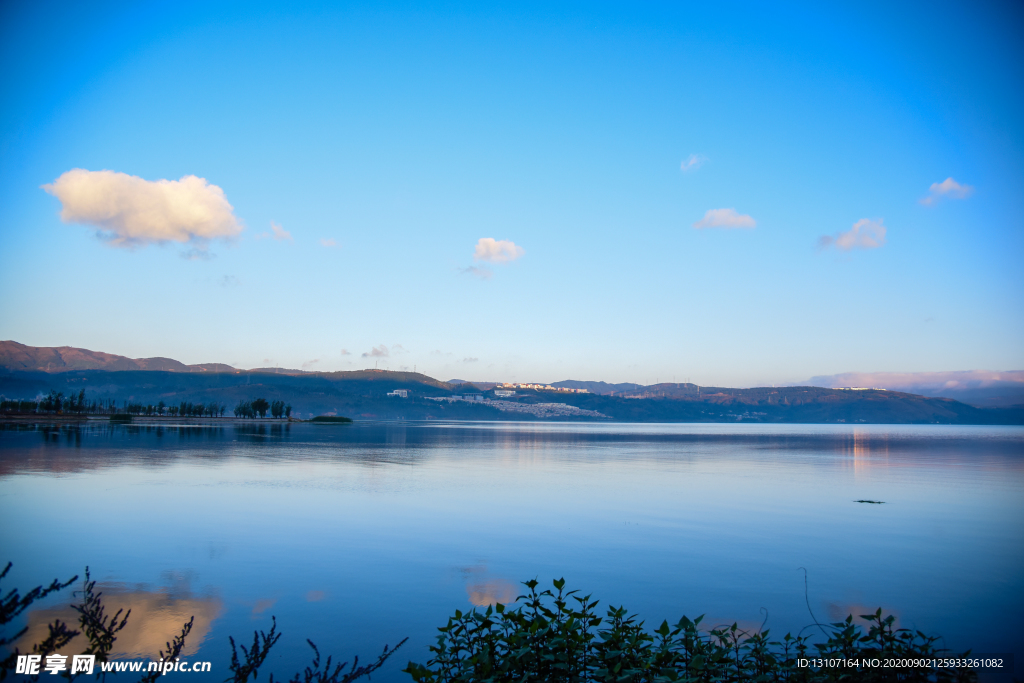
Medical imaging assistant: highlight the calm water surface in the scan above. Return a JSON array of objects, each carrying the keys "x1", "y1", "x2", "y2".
[{"x1": 1, "y1": 421, "x2": 1022, "y2": 680}]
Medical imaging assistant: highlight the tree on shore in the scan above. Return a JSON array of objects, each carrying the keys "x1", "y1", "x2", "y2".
[{"x1": 252, "y1": 398, "x2": 270, "y2": 418}]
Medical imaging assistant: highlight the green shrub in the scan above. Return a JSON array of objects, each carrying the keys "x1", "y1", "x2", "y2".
[
  {"x1": 404, "y1": 578, "x2": 978, "y2": 683},
  {"x1": 310, "y1": 416, "x2": 353, "y2": 424}
]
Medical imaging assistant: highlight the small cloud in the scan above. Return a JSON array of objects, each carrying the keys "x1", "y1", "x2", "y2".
[
  {"x1": 301, "y1": 359, "x2": 320, "y2": 370},
  {"x1": 459, "y1": 265, "x2": 493, "y2": 280},
  {"x1": 220, "y1": 275, "x2": 241, "y2": 287},
  {"x1": 818, "y1": 218, "x2": 887, "y2": 251},
  {"x1": 362, "y1": 345, "x2": 389, "y2": 358},
  {"x1": 392, "y1": 344, "x2": 407, "y2": 354},
  {"x1": 181, "y1": 247, "x2": 215, "y2": 261},
  {"x1": 257, "y1": 221, "x2": 293, "y2": 241},
  {"x1": 306, "y1": 590, "x2": 326, "y2": 602},
  {"x1": 42, "y1": 169, "x2": 243, "y2": 248},
  {"x1": 680, "y1": 154, "x2": 708, "y2": 172},
  {"x1": 474, "y1": 238, "x2": 524, "y2": 263},
  {"x1": 320, "y1": 238, "x2": 338, "y2": 247},
  {"x1": 920, "y1": 177, "x2": 973, "y2": 205},
  {"x1": 340, "y1": 349, "x2": 351, "y2": 356},
  {"x1": 462, "y1": 357, "x2": 479, "y2": 363},
  {"x1": 693, "y1": 208, "x2": 756, "y2": 229}
]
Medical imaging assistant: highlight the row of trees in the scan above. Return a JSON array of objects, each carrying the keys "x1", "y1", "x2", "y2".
[
  {"x1": 1, "y1": 390, "x2": 96, "y2": 414},
  {"x1": 233, "y1": 398, "x2": 291, "y2": 419},
  {"x1": 1, "y1": 391, "x2": 291, "y2": 419}
]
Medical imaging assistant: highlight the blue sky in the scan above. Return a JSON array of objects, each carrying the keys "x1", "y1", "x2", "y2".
[{"x1": 1, "y1": 0, "x2": 1021, "y2": 385}]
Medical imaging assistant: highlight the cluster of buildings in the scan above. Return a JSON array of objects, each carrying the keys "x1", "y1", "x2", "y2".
[
  {"x1": 496, "y1": 383, "x2": 588, "y2": 394},
  {"x1": 424, "y1": 396, "x2": 607, "y2": 419}
]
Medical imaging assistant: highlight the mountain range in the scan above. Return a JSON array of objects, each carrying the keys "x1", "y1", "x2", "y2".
[{"x1": 1, "y1": 341, "x2": 1021, "y2": 424}]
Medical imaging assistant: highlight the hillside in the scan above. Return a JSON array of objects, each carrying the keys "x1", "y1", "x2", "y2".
[
  {"x1": 0, "y1": 340, "x2": 236, "y2": 374},
  {"x1": 1, "y1": 342, "x2": 1021, "y2": 424}
]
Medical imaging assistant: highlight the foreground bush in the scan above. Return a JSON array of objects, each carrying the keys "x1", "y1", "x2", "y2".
[{"x1": 404, "y1": 578, "x2": 978, "y2": 683}]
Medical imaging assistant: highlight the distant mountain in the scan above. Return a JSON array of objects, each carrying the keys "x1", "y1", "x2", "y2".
[
  {"x1": 0, "y1": 340, "x2": 237, "y2": 374},
  {"x1": 803, "y1": 370, "x2": 1024, "y2": 408},
  {"x1": 1, "y1": 342, "x2": 1021, "y2": 424},
  {"x1": 552, "y1": 380, "x2": 698, "y2": 396}
]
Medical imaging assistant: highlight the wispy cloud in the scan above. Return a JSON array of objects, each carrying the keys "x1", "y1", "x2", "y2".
[
  {"x1": 320, "y1": 238, "x2": 338, "y2": 247},
  {"x1": 42, "y1": 169, "x2": 243, "y2": 247},
  {"x1": 680, "y1": 154, "x2": 708, "y2": 172},
  {"x1": 181, "y1": 247, "x2": 215, "y2": 261},
  {"x1": 340, "y1": 349, "x2": 351, "y2": 356},
  {"x1": 462, "y1": 357, "x2": 479, "y2": 363},
  {"x1": 920, "y1": 177, "x2": 973, "y2": 206},
  {"x1": 301, "y1": 359, "x2": 320, "y2": 370},
  {"x1": 459, "y1": 265, "x2": 493, "y2": 280},
  {"x1": 220, "y1": 275, "x2": 241, "y2": 287},
  {"x1": 818, "y1": 218, "x2": 887, "y2": 251},
  {"x1": 362, "y1": 345, "x2": 389, "y2": 358},
  {"x1": 474, "y1": 238, "x2": 524, "y2": 263},
  {"x1": 257, "y1": 221, "x2": 293, "y2": 241},
  {"x1": 693, "y1": 208, "x2": 756, "y2": 229}
]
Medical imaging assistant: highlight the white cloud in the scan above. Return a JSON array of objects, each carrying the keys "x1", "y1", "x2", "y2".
[
  {"x1": 680, "y1": 154, "x2": 708, "y2": 172},
  {"x1": 692, "y1": 208, "x2": 756, "y2": 229},
  {"x1": 220, "y1": 275, "x2": 241, "y2": 287},
  {"x1": 818, "y1": 218, "x2": 887, "y2": 251},
  {"x1": 340, "y1": 349, "x2": 351, "y2": 356},
  {"x1": 257, "y1": 221, "x2": 292, "y2": 241},
  {"x1": 362, "y1": 345, "x2": 389, "y2": 358},
  {"x1": 320, "y1": 238, "x2": 338, "y2": 248},
  {"x1": 474, "y1": 238, "x2": 524, "y2": 263},
  {"x1": 920, "y1": 177, "x2": 973, "y2": 205},
  {"x1": 462, "y1": 357, "x2": 479, "y2": 363},
  {"x1": 42, "y1": 169, "x2": 243, "y2": 247}
]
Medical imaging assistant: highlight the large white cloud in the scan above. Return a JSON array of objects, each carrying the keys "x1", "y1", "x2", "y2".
[
  {"x1": 818, "y1": 218, "x2": 886, "y2": 251},
  {"x1": 692, "y1": 208, "x2": 756, "y2": 229},
  {"x1": 474, "y1": 237, "x2": 524, "y2": 263},
  {"x1": 42, "y1": 169, "x2": 243, "y2": 247},
  {"x1": 920, "y1": 177, "x2": 973, "y2": 205}
]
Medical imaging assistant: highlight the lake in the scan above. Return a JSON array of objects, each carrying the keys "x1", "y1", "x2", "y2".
[{"x1": 1, "y1": 421, "x2": 1022, "y2": 681}]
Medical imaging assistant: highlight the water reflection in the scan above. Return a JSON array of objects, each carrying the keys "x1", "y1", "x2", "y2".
[
  {"x1": 466, "y1": 580, "x2": 518, "y2": 607},
  {"x1": 2, "y1": 422, "x2": 1021, "y2": 478},
  {"x1": 19, "y1": 581, "x2": 222, "y2": 658},
  {"x1": 1, "y1": 420, "x2": 1021, "y2": 681}
]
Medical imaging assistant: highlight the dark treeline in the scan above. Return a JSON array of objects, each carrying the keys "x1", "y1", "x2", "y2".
[
  {"x1": 0, "y1": 390, "x2": 289, "y2": 419},
  {"x1": 233, "y1": 398, "x2": 291, "y2": 418}
]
